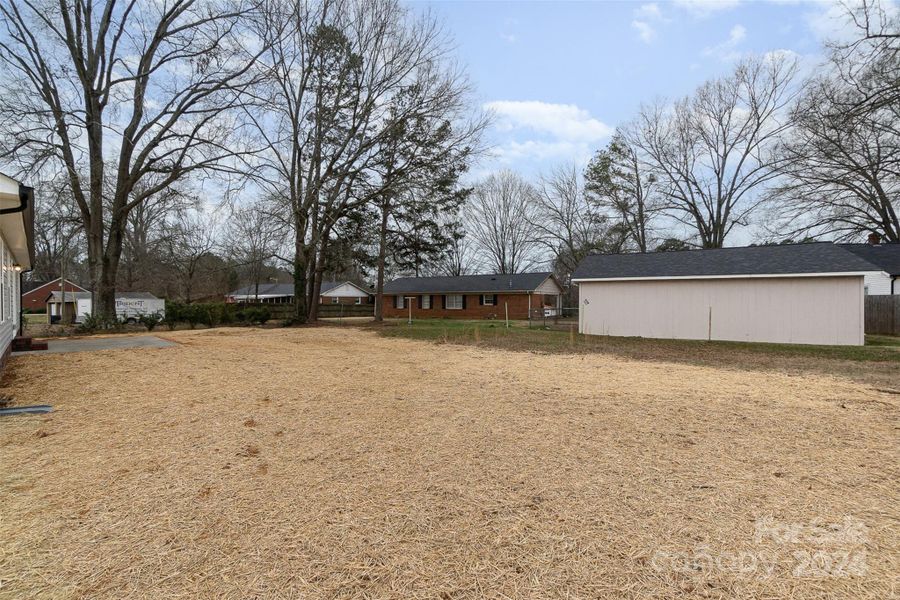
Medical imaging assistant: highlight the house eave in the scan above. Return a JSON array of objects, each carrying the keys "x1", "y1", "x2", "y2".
[{"x1": 571, "y1": 271, "x2": 886, "y2": 283}]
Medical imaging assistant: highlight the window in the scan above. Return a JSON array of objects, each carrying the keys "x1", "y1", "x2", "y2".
[
  {"x1": 355, "y1": 297, "x2": 362, "y2": 305},
  {"x1": 446, "y1": 294, "x2": 463, "y2": 310},
  {"x1": 421, "y1": 295, "x2": 431, "y2": 309},
  {"x1": 482, "y1": 294, "x2": 494, "y2": 306},
  {"x1": 397, "y1": 295, "x2": 404, "y2": 309},
  {"x1": 331, "y1": 297, "x2": 339, "y2": 304}
]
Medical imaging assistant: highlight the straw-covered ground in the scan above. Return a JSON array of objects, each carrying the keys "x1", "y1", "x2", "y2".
[{"x1": 0, "y1": 326, "x2": 897, "y2": 599}]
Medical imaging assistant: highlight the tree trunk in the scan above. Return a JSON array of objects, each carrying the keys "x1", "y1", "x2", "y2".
[
  {"x1": 292, "y1": 237, "x2": 308, "y2": 324},
  {"x1": 374, "y1": 200, "x2": 390, "y2": 322}
]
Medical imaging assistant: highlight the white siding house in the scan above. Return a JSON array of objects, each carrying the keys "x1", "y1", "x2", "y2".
[
  {"x1": 572, "y1": 243, "x2": 885, "y2": 347},
  {"x1": 0, "y1": 173, "x2": 34, "y2": 366},
  {"x1": 840, "y1": 243, "x2": 899, "y2": 296}
]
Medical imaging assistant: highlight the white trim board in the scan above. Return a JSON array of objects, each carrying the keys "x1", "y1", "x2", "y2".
[{"x1": 572, "y1": 271, "x2": 885, "y2": 283}]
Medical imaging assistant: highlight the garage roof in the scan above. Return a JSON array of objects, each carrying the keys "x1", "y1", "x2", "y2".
[
  {"x1": 385, "y1": 272, "x2": 556, "y2": 294},
  {"x1": 839, "y1": 243, "x2": 900, "y2": 276},
  {"x1": 572, "y1": 243, "x2": 884, "y2": 281}
]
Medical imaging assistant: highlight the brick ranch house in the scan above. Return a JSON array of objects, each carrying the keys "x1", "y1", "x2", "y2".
[
  {"x1": 226, "y1": 281, "x2": 372, "y2": 304},
  {"x1": 22, "y1": 277, "x2": 87, "y2": 312},
  {"x1": 382, "y1": 272, "x2": 563, "y2": 319}
]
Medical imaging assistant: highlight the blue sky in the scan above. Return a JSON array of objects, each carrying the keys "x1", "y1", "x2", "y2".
[{"x1": 412, "y1": 0, "x2": 861, "y2": 178}]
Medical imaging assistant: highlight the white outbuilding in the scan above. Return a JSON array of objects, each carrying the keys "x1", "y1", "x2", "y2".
[{"x1": 572, "y1": 243, "x2": 885, "y2": 346}]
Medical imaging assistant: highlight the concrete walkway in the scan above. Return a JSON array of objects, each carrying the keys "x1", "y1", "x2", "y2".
[{"x1": 14, "y1": 335, "x2": 175, "y2": 355}]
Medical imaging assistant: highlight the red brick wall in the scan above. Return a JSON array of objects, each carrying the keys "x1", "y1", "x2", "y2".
[
  {"x1": 22, "y1": 280, "x2": 85, "y2": 312},
  {"x1": 383, "y1": 293, "x2": 547, "y2": 320}
]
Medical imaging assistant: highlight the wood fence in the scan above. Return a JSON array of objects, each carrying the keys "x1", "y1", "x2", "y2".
[{"x1": 865, "y1": 295, "x2": 900, "y2": 335}]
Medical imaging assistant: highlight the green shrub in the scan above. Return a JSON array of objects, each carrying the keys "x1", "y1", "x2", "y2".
[
  {"x1": 242, "y1": 306, "x2": 271, "y2": 325},
  {"x1": 139, "y1": 312, "x2": 163, "y2": 331},
  {"x1": 164, "y1": 301, "x2": 183, "y2": 330},
  {"x1": 76, "y1": 313, "x2": 123, "y2": 334}
]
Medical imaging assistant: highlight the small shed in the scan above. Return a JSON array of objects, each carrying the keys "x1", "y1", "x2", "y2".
[{"x1": 572, "y1": 243, "x2": 884, "y2": 346}]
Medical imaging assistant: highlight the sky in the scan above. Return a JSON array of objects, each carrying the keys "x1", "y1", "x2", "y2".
[{"x1": 411, "y1": 0, "x2": 865, "y2": 179}]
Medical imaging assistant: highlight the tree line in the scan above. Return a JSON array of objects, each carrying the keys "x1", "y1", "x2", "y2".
[{"x1": 0, "y1": 0, "x2": 896, "y2": 321}]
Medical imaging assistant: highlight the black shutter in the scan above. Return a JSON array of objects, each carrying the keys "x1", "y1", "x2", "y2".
[
  {"x1": 462, "y1": 294, "x2": 467, "y2": 309},
  {"x1": 493, "y1": 294, "x2": 498, "y2": 306},
  {"x1": 441, "y1": 295, "x2": 446, "y2": 309},
  {"x1": 478, "y1": 295, "x2": 484, "y2": 305},
  {"x1": 393, "y1": 295, "x2": 398, "y2": 309}
]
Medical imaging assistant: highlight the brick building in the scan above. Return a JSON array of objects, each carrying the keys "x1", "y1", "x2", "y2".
[{"x1": 383, "y1": 272, "x2": 563, "y2": 320}]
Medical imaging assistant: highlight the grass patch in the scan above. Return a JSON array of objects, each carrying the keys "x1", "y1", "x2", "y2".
[
  {"x1": 866, "y1": 334, "x2": 900, "y2": 347},
  {"x1": 368, "y1": 319, "x2": 900, "y2": 389},
  {"x1": 23, "y1": 313, "x2": 47, "y2": 324},
  {"x1": 375, "y1": 318, "x2": 899, "y2": 363}
]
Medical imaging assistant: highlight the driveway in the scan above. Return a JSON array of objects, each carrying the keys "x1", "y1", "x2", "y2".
[{"x1": 16, "y1": 335, "x2": 175, "y2": 355}]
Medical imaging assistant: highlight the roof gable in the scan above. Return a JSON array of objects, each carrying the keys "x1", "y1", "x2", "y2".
[
  {"x1": 572, "y1": 243, "x2": 883, "y2": 281},
  {"x1": 22, "y1": 277, "x2": 88, "y2": 296},
  {"x1": 320, "y1": 281, "x2": 370, "y2": 296},
  {"x1": 384, "y1": 272, "x2": 556, "y2": 294}
]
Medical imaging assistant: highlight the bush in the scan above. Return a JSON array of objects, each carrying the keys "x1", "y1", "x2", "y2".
[
  {"x1": 139, "y1": 312, "x2": 163, "y2": 331},
  {"x1": 160, "y1": 301, "x2": 247, "y2": 329},
  {"x1": 76, "y1": 313, "x2": 123, "y2": 334},
  {"x1": 243, "y1": 306, "x2": 271, "y2": 325},
  {"x1": 164, "y1": 301, "x2": 183, "y2": 330}
]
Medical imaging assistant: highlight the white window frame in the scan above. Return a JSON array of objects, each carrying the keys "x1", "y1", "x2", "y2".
[
  {"x1": 331, "y1": 297, "x2": 339, "y2": 304},
  {"x1": 397, "y1": 295, "x2": 404, "y2": 309},
  {"x1": 421, "y1": 295, "x2": 430, "y2": 309},
  {"x1": 355, "y1": 297, "x2": 362, "y2": 305},
  {"x1": 482, "y1": 294, "x2": 494, "y2": 306},
  {"x1": 446, "y1": 294, "x2": 463, "y2": 310}
]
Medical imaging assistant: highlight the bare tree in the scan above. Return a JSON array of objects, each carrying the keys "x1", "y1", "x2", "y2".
[
  {"x1": 431, "y1": 225, "x2": 476, "y2": 277},
  {"x1": 769, "y1": 32, "x2": 899, "y2": 241},
  {"x1": 831, "y1": 0, "x2": 899, "y2": 117},
  {"x1": 466, "y1": 170, "x2": 542, "y2": 274},
  {"x1": 585, "y1": 131, "x2": 661, "y2": 252},
  {"x1": 0, "y1": 0, "x2": 262, "y2": 317},
  {"x1": 223, "y1": 202, "x2": 283, "y2": 300},
  {"x1": 30, "y1": 177, "x2": 83, "y2": 282},
  {"x1": 529, "y1": 164, "x2": 609, "y2": 277},
  {"x1": 121, "y1": 181, "x2": 195, "y2": 291},
  {"x1": 167, "y1": 210, "x2": 220, "y2": 302},
  {"x1": 632, "y1": 55, "x2": 800, "y2": 248},
  {"x1": 246, "y1": 0, "x2": 475, "y2": 322}
]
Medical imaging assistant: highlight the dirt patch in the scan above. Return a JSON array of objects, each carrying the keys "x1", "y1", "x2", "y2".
[{"x1": 0, "y1": 327, "x2": 897, "y2": 599}]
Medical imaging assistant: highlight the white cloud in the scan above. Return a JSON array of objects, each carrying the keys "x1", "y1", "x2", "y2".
[
  {"x1": 484, "y1": 100, "x2": 613, "y2": 143},
  {"x1": 500, "y1": 32, "x2": 517, "y2": 44},
  {"x1": 674, "y1": 0, "x2": 741, "y2": 17},
  {"x1": 631, "y1": 3, "x2": 667, "y2": 43},
  {"x1": 490, "y1": 140, "x2": 594, "y2": 164},
  {"x1": 632, "y1": 20, "x2": 657, "y2": 43},
  {"x1": 702, "y1": 24, "x2": 747, "y2": 61},
  {"x1": 635, "y1": 2, "x2": 664, "y2": 20}
]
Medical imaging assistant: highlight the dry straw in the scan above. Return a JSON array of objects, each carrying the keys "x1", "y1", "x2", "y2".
[{"x1": 0, "y1": 327, "x2": 897, "y2": 599}]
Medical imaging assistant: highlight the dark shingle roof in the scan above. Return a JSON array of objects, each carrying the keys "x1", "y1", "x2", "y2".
[
  {"x1": 572, "y1": 243, "x2": 883, "y2": 280},
  {"x1": 46, "y1": 291, "x2": 160, "y2": 302},
  {"x1": 228, "y1": 283, "x2": 295, "y2": 297},
  {"x1": 384, "y1": 272, "x2": 556, "y2": 294},
  {"x1": 839, "y1": 243, "x2": 900, "y2": 276}
]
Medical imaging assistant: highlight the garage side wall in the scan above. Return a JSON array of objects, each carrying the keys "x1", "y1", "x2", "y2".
[{"x1": 578, "y1": 276, "x2": 864, "y2": 346}]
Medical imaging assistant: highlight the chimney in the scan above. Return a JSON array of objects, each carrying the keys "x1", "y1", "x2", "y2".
[{"x1": 867, "y1": 232, "x2": 881, "y2": 245}]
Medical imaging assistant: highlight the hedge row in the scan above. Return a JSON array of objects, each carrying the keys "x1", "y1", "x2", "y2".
[{"x1": 164, "y1": 301, "x2": 270, "y2": 329}]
